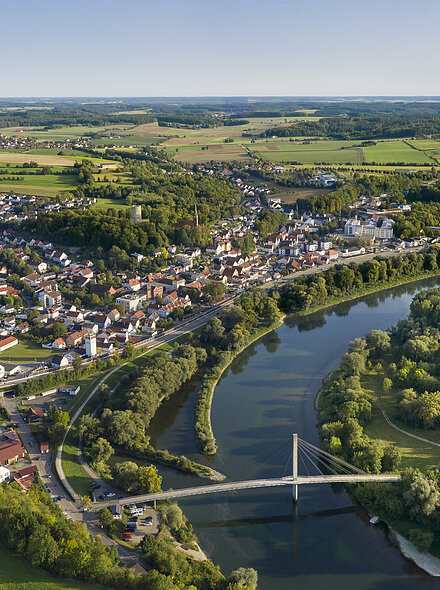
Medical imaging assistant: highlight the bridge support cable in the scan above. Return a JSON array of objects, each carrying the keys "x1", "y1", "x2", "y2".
[
  {"x1": 298, "y1": 440, "x2": 362, "y2": 478},
  {"x1": 301, "y1": 444, "x2": 353, "y2": 475},
  {"x1": 297, "y1": 440, "x2": 345, "y2": 477},
  {"x1": 298, "y1": 438, "x2": 367, "y2": 476}
]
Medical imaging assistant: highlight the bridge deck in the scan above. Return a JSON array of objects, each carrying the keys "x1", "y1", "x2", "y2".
[{"x1": 93, "y1": 474, "x2": 400, "y2": 510}]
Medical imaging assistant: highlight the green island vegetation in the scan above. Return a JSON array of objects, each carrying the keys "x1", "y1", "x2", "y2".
[
  {"x1": 318, "y1": 287, "x2": 440, "y2": 556},
  {"x1": 77, "y1": 344, "x2": 224, "y2": 482}
]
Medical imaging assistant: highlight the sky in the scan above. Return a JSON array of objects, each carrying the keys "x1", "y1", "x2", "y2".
[{"x1": 2, "y1": 0, "x2": 440, "y2": 97}]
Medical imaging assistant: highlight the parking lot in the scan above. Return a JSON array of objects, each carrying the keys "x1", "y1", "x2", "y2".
[{"x1": 125, "y1": 507, "x2": 159, "y2": 542}]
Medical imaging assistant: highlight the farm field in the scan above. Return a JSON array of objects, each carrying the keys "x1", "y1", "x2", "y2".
[
  {"x1": 405, "y1": 139, "x2": 440, "y2": 164},
  {"x1": 271, "y1": 187, "x2": 332, "y2": 203},
  {"x1": 0, "y1": 174, "x2": 78, "y2": 197},
  {"x1": 0, "y1": 339, "x2": 54, "y2": 362},
  {"x1": 0, "y1": 544, "x2": 105, "y2": 590},
  {"x1": 363, "y1": 140, "x2": 432, "y2": 164},
  {"x1": 250, "y1": 139, "x2": 364, "y2": 164},
  {"x1": 0, "y1": 149, "x2": 120, "y2": 167},
  {"x1": 0, "y1": 152, "x2": 77, "y2": 166}
]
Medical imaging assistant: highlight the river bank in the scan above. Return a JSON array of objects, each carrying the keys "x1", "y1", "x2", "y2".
[{"x1": 286, "y1": 268, "x2": 440, "y2": 319}]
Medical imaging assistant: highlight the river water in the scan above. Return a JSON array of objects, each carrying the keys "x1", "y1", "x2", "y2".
[{"x1": 149, "y1": 277, "x2": 440, "y2": 590}]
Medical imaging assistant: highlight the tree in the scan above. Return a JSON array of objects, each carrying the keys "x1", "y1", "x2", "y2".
[
  {"x1": 78, "y1": 414, "x2": 102, "y2": 447},
  {"x1": 82, "y1": 495, "x2": 91, "y2": 509},
  {"x1": 383, "y1": 378, "x2": 393, "y2": 392},
  {"x1": 138, "y1": 464, "x2": 162, "y2": 493},
  {"x1": 238, "y1": 233, "x2": 256, "y2": 255},
  {"x1": 229, "y1": 567, "x2": 258, "y2": 590},
  {"x1": 366, "y1": 329, "x2": 391, "y2": 356},
  {"x1": 111, "y1": 461, "x2": 138, "y2": 491},
  {"x1": 26, "y1": 528, "x2": 60, "y2": 566},
  {"x1": 404, "y1": 472, "x2": 440, "y2": 522},
  {"x1": 106, "y1": 410, "x2": 146, "y2": 450},
  {"x1": 98, "y1": 507, "x2": 113, "y2": 531},
  {"x1": 202, "y1": 282, "x2": 226, "y2": 302},
  {"x1": 73, "y1": 356, "x2": 83, "y2": 371},
  {"x1": 162, "y1": 504, "x2": 185, "y2": 531},
  {"x1": 381, "y1": 443, "x2": 401, "y2": 472},
  {"x1": 52, "y1": 322, "x2": 67, "y2": 339},
  {"x1": 121, "y1": 342, "x2": 135, "y2": 359},
  {"x1": 46, "y1": 408, "x2": 70, "y2": 444},
  {"x1": 340, "y1": 351, "x2": 366, "y2": 377},
  {"x1": 89, "y1": 437, "x2": 114, "y2": 465}
]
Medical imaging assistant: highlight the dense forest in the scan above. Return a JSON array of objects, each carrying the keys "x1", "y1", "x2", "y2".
[{"x1": 260, "y1": 115, "x2": 440, "y2": 140}]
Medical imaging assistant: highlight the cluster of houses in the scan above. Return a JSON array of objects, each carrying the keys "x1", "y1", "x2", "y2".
[
  {"x1": 0, "y1": 192, "x2": 96, "y2": 224},
  {"x1": 0, "y1": 134, "x2": 90, "y2": 151},
  {"x1": 0, "y1": 428, "x2": 49, "y2": 491},
  {"x1": 0, "y1": 228, "x2": 201, "y2": 369}
]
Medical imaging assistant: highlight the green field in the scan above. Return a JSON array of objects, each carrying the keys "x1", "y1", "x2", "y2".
[
  {"x1": 0, "y1": 340, "x2": 54, "y2": 363},
  {"x1": 249, "y1": 139, "x2": 363, "y2": 164},
  {"x1": 363, "y1": 140, "x2": 432, "y2": 164},
  {"x1": 363, "y1": 371, "x2": 440, "y2": 470},
  {"x1": 0, "y1": 544, "x2": 103, "y2": 590},
  {"x1": 0, "y1": 175, "x2": 78, "y2": 197},
  {"x1": 92, "y1": 197, "x2": 130, "y2": 211},
  {"x1": 405, "y1": 139, "x2": 440, "y2": 164}
]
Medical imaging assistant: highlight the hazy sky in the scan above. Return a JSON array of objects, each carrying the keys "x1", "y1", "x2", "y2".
[{"x1": 2, "y1": 0, "x2": 440, "y2": 97}]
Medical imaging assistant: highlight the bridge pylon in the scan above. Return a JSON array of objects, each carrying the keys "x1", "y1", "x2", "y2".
[{"x1": 292, "y1": 433, "x2": 298, "y2": 502}]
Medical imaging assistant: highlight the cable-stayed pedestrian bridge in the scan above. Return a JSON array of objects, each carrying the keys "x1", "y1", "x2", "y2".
[{"x1": 94, "y1": 435, "x2": 400, "y2": 510}]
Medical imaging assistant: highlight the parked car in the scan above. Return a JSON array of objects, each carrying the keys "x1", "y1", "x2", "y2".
[
  {"x1": 103, "y1": 491, "x2": 115, "y2": 498},
  {"x1": 123, "y1": 532, "x2": 132, "y2": 539}
]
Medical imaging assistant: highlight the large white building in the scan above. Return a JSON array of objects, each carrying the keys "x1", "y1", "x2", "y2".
[{"x1": 344, "y1": 216, "x2": 394, "y2": 240}]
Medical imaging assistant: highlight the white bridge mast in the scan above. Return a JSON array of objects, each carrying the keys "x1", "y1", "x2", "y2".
[{"x1": 293, "y1": 433, "x2": 298, "y2": 502}]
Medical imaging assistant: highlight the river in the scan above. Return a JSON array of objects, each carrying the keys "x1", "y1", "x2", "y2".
[{"x1": 149, "y1": 277, "x2": 440, "y2": 589}]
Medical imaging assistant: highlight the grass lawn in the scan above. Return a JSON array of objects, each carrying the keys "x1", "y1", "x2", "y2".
[
  {"x1": 0, "y1": 544, "x2": 104, "y2": 590},
  {"x1": 0, "y1": 340, "x2": 54, "y2": 362},
  {"x1": 92, "y1": 197, "x2": 130, "y2": 211}
]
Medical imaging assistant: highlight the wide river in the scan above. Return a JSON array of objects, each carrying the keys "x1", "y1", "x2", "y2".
[{"x1": 148, "y1": 277, "x2": 440, "y2": 589}]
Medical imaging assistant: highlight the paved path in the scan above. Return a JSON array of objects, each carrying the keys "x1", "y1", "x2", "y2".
[{"x1": 380, "y1": 407, "x2": 440, "y2": 449}]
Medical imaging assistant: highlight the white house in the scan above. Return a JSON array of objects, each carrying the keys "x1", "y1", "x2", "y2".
[{"x1": 0, "y1": 465, "x2": 10, "y2": 483}]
